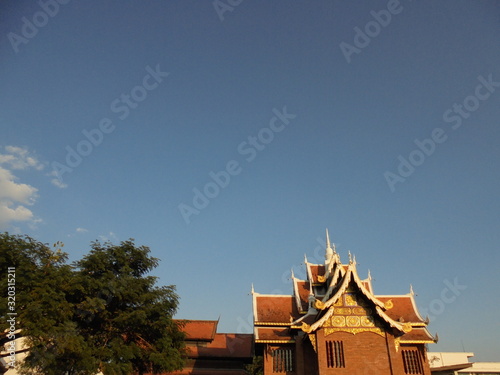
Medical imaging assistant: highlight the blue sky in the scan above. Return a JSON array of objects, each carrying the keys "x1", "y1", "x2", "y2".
[{"x1": 1, "y1": 0, "x2": 499, "y2": 361}]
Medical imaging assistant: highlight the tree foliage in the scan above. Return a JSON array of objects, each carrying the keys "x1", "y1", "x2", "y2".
[
  {"x1": 0, "y1": 233, "x2": 185, "y2": 375},
  {"x1": 245, "y1": 356, "x2": 264, "y2": 375}
]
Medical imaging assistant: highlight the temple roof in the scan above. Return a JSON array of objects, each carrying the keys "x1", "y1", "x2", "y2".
[
  {"x1": 186, "y1": 333, "x2": 254, "y2": 358},
  {"x1": 292, "y1": 278, "x2": 310, "y2": 313},
  {"x1": 306, "y1": 263, "x2": 325, "y2": 284},
  {"x1": 399, "y1": 327, "x2": 436, "y2": 343},
  {"x1": 181, "y1": 320, "x2": 219, "y2": 341},
  {"x1": 255, "y1": 327, "x2": 294, "y2": 343},
  {"x1": 377, "y1": 295, "x2": 427, "y2": 324},
  {"x1": 253, "y1": 230, "x2": 436, "y2": 343},
  {"x1": 253, "y1": 295, "x2": 300, "y2": 324}
]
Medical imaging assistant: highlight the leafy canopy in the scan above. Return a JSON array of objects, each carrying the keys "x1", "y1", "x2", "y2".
[{"x1": 0, "y1": 233, "x2": 185, "y2": 375}]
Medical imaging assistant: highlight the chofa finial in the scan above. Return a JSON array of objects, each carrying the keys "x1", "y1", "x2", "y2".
[{"x1": 325, "y1": 228, "x2": 334, "y2": 261}]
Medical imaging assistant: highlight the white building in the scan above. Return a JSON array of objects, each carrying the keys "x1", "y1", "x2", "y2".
[{"x1": 428, "y1": 352, "x2": 500, "y2": 375}]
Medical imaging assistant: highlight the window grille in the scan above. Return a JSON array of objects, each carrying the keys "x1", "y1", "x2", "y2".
[
  {"x1": 402, "y1": 349, "x2": 424, "y2": 374},
  {"x1": 272, "y1": 347, "x2": 294, "y2": 373},
  {"x1": 326, "y1": 340, "x2": 345, "y2": 368}
]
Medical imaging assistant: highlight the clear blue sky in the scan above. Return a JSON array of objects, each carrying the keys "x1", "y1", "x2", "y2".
[{"x1": 1, "y1": 0, "x2": 499, "y2": 361}]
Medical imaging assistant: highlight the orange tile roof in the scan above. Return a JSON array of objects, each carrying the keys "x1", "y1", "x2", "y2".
[
  {"x1": 400, "y1": 327, "x2": 436, "y2": 342},
  {"x1": 255, "y1": 327, "x2": 293, "y2": 341},
  {"x1": 361, "y1": 280, "x2": 372, "y2": 293},
  {"x1": 377, "y1": 296, "x2": 425, "y2": 323},
  {"x1": 309, "y1": 265, "x2": 325, "y2": 283},
  {"x1": 295, "y1": 281, "x2": 310, "y2": 311},
  {"x1": 255, "y1": 295, "x2": 299, "y2": 323},
  {"x1": 180, "y1": 320, "x2": 218, "y2": 341},
  {"x1": 187, "y1": 333, "x2": 253, "y2": 358}
]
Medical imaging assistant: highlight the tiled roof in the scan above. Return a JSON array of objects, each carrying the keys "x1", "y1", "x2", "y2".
[
  {"x1": 377, "y1": 296, "x2": 425, "y2": 323},
  {"x1": 295, "y1": 280, "x2": 310, "y2": 311},
  {"x1": 400, "y1": 327, "x2": 436, "y2": 342},
  {"x1": 309, "y1": 264, "x2": 325, "y2": 283},
  {"x1": 255, "y1": 327, "x2": 293, "y2": 342},
  {"x1": 187, "y1": 333, "x2": 253, "y2": 358},
  {"x1": 254, "y1": 295, "x2": 299, "y2": 323},
  {"x1": 361, "y1": 280, "x2": 372, "y2": 293},
  {"x1": 180, "y1": 320, "x2": 218, "y2": 341}
]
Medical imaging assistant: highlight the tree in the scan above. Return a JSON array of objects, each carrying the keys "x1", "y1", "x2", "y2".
[
  {"x1": 0, "y1": 234, "x2": 89, "y2": 375},
  {"x1": 245, "y1": 356, "x2": 264, "y2": 375},
  {"x1": 73, "y1": 240, "x2": 185, "y2": 374},
  {"x1": 0, "y1": 234, "x2": 186, "y2": 375}
]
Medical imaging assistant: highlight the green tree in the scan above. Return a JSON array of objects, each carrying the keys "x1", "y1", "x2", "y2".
[
  {"x1": 245, "y1": 356, "x2": 264, "y2": 375},
  {"x1": 0, "y1": 234, "x2": 186, "y2": 375},
  {"x1": 73, "y1": 239, "x2": 186, "y2": 375},
  {"x1": 0, "y1": 234, "x2": 91, "y2": 375}
]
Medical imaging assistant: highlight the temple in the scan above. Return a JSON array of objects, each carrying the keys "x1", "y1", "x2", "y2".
[
  {"x1": 169, "y1": 320, "x2": 253, "y2": 375},
  {"x1": 253, "y1": 230, "x2": 437, "y2": 375}
]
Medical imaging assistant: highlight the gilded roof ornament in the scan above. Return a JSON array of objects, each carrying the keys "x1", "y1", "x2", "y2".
[
  {"x1": 402, "y1": 323, "x2": 413, "y2": 333},
  {"x1": 315, "y1": 299, "x2": 327, "y2": 310},
  {"x1": 301, "y1": 322, "x2": 312, "y2": 333},
  {"x1": 384, "y1": 299, "x2": 394, "y2": 310}
]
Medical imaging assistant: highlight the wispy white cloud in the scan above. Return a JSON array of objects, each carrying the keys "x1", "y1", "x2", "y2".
[
  {"x1": 99, "y1": 231, "x2": 118, "y2": 243},
  {"x1": 0, "y1": 146, "x2": 44, "y2": 171},
  {"x1": 0, "y1": 146, "x2": 42, "y2": 229},
  {"x1": 48, "y1": 169, "x2": 68, "y2": 188},
  {"x1": 76, "y1": 227, "x2": 88, "y2": 233}
]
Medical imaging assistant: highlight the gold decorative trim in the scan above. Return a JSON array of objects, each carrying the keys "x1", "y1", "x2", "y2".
[
  {"x1": 402, "y1": 323, "x2": 413, "y2": 333},
  {"x1": 324, "y1": 327, "x2": 385, "y2": 337},
  {"x1": 334, "y1": 298, "x2": 343, "y2": 307},
  {"x1": 254, "y1": 322, "x2": 291, "y2": 326},
  {"x1": 334, "y1": 307, "x2": 352, "y2": 315},
  {"x1": 394, "y1": 337, "x2": 400, "y2": 352},
  {"x1": 353, "y1": 307, "x2": 372, "y2": 315},
  {"x1": 315, "y1": 299, "x2": 326, "y2": 310},
  {"x1": 344, "y1": 293, "x2": 358, "y2": 306},
  {"x1": 346, "y1": 316, "x2": 361, "y2": 327},
  {"x1": 317, "y1": 275, "x2": 326, "y2": 283},
  {"x1": 399, "y1": 340, "x2": 436, "y2": 344},
  {"x1": 255, "y1": 340, "x2": 295, "y2": 344},
  {"x1": 409, "y1": 322, "x2": 427, "y2": 327},
  {"x1": 384, "y1": 299, "x2": 394, "y2": 310},
  {"x1": 301, "y1": 322, "x2": 312, "y2": 333},
  {"x1": 308, "y1": 334, "x2": 317, "y2": 352}
]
